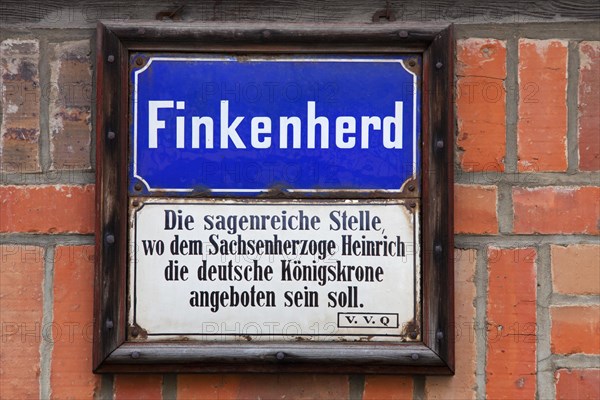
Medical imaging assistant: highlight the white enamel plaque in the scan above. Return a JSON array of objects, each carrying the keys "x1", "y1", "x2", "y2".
[{"x1": 129, "y1": 199, "x2": 420, "y2": 341}]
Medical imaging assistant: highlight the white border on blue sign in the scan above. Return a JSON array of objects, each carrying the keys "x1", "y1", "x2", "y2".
[{"x1": 133, "y1": 57, "x2": 418, "y2": 193}]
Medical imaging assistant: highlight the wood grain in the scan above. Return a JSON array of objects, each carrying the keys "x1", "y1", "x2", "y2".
[{"x1": 1, "y1": 1, "x2": 598, "y2": 26}]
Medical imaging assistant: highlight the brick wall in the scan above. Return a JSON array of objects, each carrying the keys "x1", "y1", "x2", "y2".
[{"x1": 1, "y1": 16, "x2": 598, "y2": 400}]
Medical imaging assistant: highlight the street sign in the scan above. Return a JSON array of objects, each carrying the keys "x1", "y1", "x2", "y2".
[
  {"x1": 127, "y1": 54, "x2": 422, "y2": 342},
  {"x1": 94, "y1": 22, "x2": 454, "y2": 374},
  {"x1": 130, "y1": 55, "x2": 420, "y2": 194}
]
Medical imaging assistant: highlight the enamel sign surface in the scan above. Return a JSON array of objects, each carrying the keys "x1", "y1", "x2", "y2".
[
  {"x1": 130, "y1": 55, "x2": 420, "y2": 194},
  {"x1": 128, "y1": 54, "x2": 422, "y2": 343},
  {"x1": 129, "y1": 199, "x2": 420, "y2": 341}
]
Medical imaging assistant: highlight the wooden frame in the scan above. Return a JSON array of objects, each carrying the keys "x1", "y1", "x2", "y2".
[{"x1": 94, "y1": 21, "x2": 454, "y2": 374}]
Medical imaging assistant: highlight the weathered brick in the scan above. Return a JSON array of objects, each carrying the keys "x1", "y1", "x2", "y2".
[
  {"x1": 0, "y1": 39, "x2": 41, "y2": 172},
  {"x1": 177, "y1": 375, "x2": 239, "y2": 399},
  {"x1": 51, "y1": 246, "x2": 99, "y2": 399},
  {"x1": 115, "y1": 375, "x2": 162, "y2": 400},
  {"x1": 49, "y1": 40, "x2": 92, "y2": 170},
  {"x1": 513, "y1": 186, "x2": 600, "y2": 234},
  {"x1": 456, "y1": 39, "x2": 506, "y2": 172},
  {"x1": 556, "y1": 369, "x2": 600, "y2": 400},
  {"x1": 363, "y1": 375, "x2": 413, "y2": 400},
  {"x1": 551, "y1": 306, "x2": 600, "y2": 355},
  {"x1": 518, "y1": 39, "x2": 568, "y2": 172},
  {"x1": 454, "y1": 184, "x2": 498, "y2": 234},
  {"x1": 0, "y1": 245, "x2": 44, "y2": 400},
  {"x1": 457, "y1": 38, "x2": 507, "y2": 78},
  {"x1": 487, "y1": 247, "x2": 537, "y2": 400},
  {"x1": 177, "y1": 374, "x2": 349, "y2": 399},
  {"x1": 578, "y1": 41, "x2": 600, "y2": 171},
  {"x1": 551, "y1": 244, "x2": 600, "y2": 295},
  {"x1": 425, "y1": 249, "x2": 477, "y2": 400},
  {"x1": 0, "y1": 185, "x2": 95, "y2": 233},
  {"x1": 241, "y1": 374, "x2": 349, "y2": 399}
]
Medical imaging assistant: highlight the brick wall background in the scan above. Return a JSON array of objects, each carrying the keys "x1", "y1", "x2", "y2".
[{"x1": 1, "y1": 6, "x2": 599, "y2": 400}]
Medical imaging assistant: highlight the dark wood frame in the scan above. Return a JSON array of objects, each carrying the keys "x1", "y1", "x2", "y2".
[{"x1": 94, "y1": 21, "x2": 454, "y2": 374}]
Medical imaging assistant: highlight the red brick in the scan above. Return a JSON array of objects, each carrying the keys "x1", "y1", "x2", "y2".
[
  {"x1": 0, "y1": 39, "x2": 41, "y2": 172},
  {"x1": 177, "y1": 375, "x2": 239, "y2": 400},
  {"x1": 456, "y1": 39, "x2": 507, "y2": 172},
  {"x1": 551, "y1": 306, "x2": 600, "y2": 355},
  {"x1": 0, "y1": 185, "x2": 95, "y2": 233},
  {"x1": 454, "y1": 184, "x2": 498, "y2": 234},
  {"x1": 457, "y1": 38, "x2": 507, "y2": 78},
  {"x1": 425, "y1": 249, "x2": 477, "y2": 400},
  {"x1": 363, "y1": 375, "x2": 413, "y2": 400},
  {"x1": 51, "y1": 246, "x2": 99, "y2": 399},
  {"x1": 49, "y1": 40, "x2": 92, "y2": 170},
  {"x1": 518, "y1": 39, "x2": 568, "y2": 172},
  {"x1": 556, "y1": 369, "x2": 600, "y2": 400},
  {"x1": 578, "y1": 41, "x2": 600, "y2": 171},
  {"x1": 241, "y1": 374, "x2": 349, "y2": 399},
  {"x1": 513, "y1": 186, "x2": 600, "y2": 234},
  {"x1": 551, "y1": 244, "x2": 600, "y2": 295},
  {"x1": 177, "y1": 374, "x2": 349, "y2": 399},
  {"x1": 0, "y1": 245, "x2": 44, "y2": 400},
  {"x1": 487, "y1": 247, "x2": 537, "y2": 400},
  {"x1": 115, "y1": 375, "x2": 162, "y2": 400}
]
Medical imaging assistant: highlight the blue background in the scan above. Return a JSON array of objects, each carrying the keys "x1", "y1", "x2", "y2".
[{"x1": 130, "y1": 55, "x2": 420, "y2": 194}]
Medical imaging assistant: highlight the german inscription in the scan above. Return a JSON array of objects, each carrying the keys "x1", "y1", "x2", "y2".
[{"x1": 130, "y1": 199, "x2": 419, "y2": 341}]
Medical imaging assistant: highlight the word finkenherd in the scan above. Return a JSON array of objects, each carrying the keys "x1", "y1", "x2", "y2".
[{"x1": 147, "y1": 100, "x2": 405, "y2": 150}]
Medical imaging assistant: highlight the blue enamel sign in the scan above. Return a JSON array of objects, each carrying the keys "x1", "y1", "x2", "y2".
[{"x1": 130, "y1": 55, "x2": 420, "y2": 194}]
